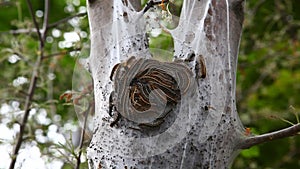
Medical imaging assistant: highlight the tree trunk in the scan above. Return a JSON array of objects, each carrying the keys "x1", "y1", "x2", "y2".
[{"x1": 86, "y1": 0, "x2": 246, "y2": 168}]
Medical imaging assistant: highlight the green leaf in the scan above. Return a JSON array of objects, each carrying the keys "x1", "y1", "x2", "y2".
[{"x1": 241, "y1": 146, "x2": 260, "y2": 158}]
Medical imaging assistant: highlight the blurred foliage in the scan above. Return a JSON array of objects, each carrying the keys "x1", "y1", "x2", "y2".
[
  {"x1": 0, "y1": 0, "x2": 300, "y2": 168},
  {"x1": 234, "y1": 0, "x2": 300, "y2": 168},
  {"x1": 0, "y1": 0, "x2": 89, "y2": 168}
]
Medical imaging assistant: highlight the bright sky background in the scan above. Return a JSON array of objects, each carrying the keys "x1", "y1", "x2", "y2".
[
  {"x1": 0, "y1": 103, "x2": 66, "y2": 169},
  {"x1": 0, "y1": 31, "x2": 84, "y2": 169},
  {"x1": 0, "y1": 1, "x2": 89, "y2": 168}
]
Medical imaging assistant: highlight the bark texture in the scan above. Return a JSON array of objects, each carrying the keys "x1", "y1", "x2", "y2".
[{"x1": 86, "y1": 0, "x2": 246, "y2": 168}]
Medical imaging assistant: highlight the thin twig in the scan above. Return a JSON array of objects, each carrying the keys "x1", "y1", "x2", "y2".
[
  {"x1": 238, "y1": 123, "x2": 300, "y2": 149},
  {"x1": 142, "y1": 0, "x2": 169, "y2": 14},
  {"x1": 0, "y1": 1, "x2": 13, "y2": 7},
  {"x1": 42, "y1": 48, "x2": 81, "y2": 60},
  {"x1": 42, "y1": 0, "x2": 50, "y2": 41},
  {"x1": 9, "y1": 0, "x2": 47, "y2": 168},
  {"x1": 47, "y1": 12, "x2": 87, "y2": 29},
  {"x1": 26, "y1": 0, "x2": 43, "y2": 46},
  {"x1": 0, "y1": 12, "x2": 86, "y2": 35},
  {"x1": 0, "y1": 28, "x2": 37, "y2": 35},
  {"x1": 75, "y1": 103, "x2": 91, "y2": 169}
]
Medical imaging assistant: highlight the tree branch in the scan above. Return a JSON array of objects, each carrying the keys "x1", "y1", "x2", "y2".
[
  {"x1": 238, "y1": 123, "x2": 300, "y2": 149},
  {"x1": 75, "y1": 103, "x2": 91, "y2": 169},
  {"x1": 0, "y1": 1, "x2": 13, "y2": 7},
  {"x1": 9, "y1": 0, "x2": 47, "y2": 168},
  {"x1": 25, "y1": 0, "x2": 44, "y2": 46},
  {"x1": 47, "y1": 12, "x2": 87, "y2": 29},
  {"x1": 0, "y1": 12, "x2": 86, "y2": 35},
  {"x1": 142, "y1": 0, "x2": 169, "y2": 14},
  {"x1": 0, "y1": 28, "x2": 38, "y2": 35},
  {"x1": 42, "y1": 48, "x2": 81, "y2": 60},
  {"x1": 42, "y1": 0, "x2": 50, "y2": 41}
]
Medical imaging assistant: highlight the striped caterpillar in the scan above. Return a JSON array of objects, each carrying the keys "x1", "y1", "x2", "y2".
[{"x1": 109, "y1": 55, "x2": 205, "y2": 128}]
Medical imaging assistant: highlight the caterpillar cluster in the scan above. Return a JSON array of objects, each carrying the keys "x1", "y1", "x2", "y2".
[
  {"x1": 129, "y1": 67, "x2": 180, "y2": 112},
  {"x1": 109, "y1": 56, "x2": 196, "y2": 127}
]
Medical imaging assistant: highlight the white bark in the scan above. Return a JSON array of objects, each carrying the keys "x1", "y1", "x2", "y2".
[{"x1": 86, "y1": 0, "x2": 245, "y2": 168}]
